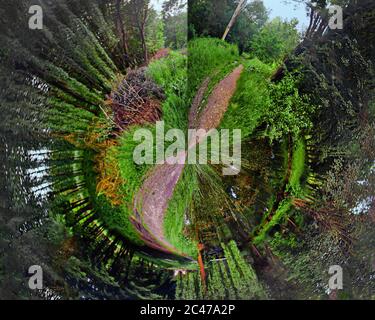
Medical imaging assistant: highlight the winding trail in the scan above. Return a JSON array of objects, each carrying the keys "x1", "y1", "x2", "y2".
[
  {"x1": 131, "y1": 65, "x2": 244, "y2": 258},
  {"x1": 197, "y1": 65, "x2": 244, "y2": 132}
]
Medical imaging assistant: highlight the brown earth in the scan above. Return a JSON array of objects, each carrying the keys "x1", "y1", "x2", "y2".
[
  {"x1": 196, "y1": 65, "x2": 244, "y2": 132},
  {"x1": 150, "y1": 48, "x2": 171, "y2": 61}
]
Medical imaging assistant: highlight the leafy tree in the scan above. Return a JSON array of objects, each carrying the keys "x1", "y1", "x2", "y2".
[
  {"x1": 266, "y1": 73, "x2": 312, "y2": 141},
  {"x1": 229, "y1": 0, "x2": 269, "y2": 52},
  {"x1": 126, "y1": 0, "x2": 152, "y2": 63},
  {"x1": 162, "y1": 0, "x2": 187, "y2": 49},
  {"x1": 250, "y1": 17, "x2": 300, "y2": 63},
  {"x1": 188, "y1": 0, "x2": 268, "y2": 52},
  {"x1": 255, "y1": 18, "x2": 300, "y2": 61},
  {"x1": 146, "y1": 8, "x2": 165, "y2": 54}
]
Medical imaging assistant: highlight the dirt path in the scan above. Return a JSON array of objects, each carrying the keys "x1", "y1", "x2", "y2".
[
  {"x1": 133, "y1": 151, "x2": 188, "y2": 256},
  {"x1": 197, "y1": 65, "x2": 243, "y2": 131},
  {"x1": 189, "y1": 76, "x2": 211, "y2": 129},
  {"x1": 132, "y1": 65, "x2": 244, "y2": 257}
]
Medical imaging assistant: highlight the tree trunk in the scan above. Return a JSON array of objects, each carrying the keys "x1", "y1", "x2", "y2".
[
  {"x1": 140, "y1": 25, "x2": 149, "y2": 64},
  {"x1": 140, "y1": 2, "x2": 149, "y2": 64},
  {"x1": 115, "y1": 0, "x2": 129, "y2": 57},
  {"x1": 222, "y1": 0, "x2": 246, "y2": 41}
]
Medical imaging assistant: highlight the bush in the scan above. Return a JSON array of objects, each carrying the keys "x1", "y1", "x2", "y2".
[
  {"x1": 266, "y1": 73, "x2": 312, "y2": 141},
  {"x1": 250, "y1": 18, "x2": 300, "y2": 64}
]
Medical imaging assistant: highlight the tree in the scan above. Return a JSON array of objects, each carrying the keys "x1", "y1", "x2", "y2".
[
  {"x1": 229, "y1": 0, "x2": 268, "y2": 52},
  {"x1": 188, "y1": 0, "x2": 268, "y2": 52},
  {"x1": 115, "y1": 0, "x2": 130, "y2": 60},
  {"x1": 128, "y1": 0, "x2": 151, "y2": 64},
  {"x1": 146, "y1": 8, "x2": 165, "y2": 54},
  {"x1": 162, "y1": 0, "x2": 187, "y2": 49},
  {"x1": 222, "y1": 0, "x2": 246, "y2": 41},
  {"x1": 285, "y1": 0, "x2": 350, "y2": 39},
  {"x1": 250, "y1": 17, "x2": 300, "y2": 63}
]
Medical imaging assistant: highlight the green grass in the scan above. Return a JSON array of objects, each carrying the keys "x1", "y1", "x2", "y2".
[
  {"x1": 79, "y1": 148, "x2": 144, "y2": 245},
  {"x1": 252, "y1": 136, "x2": 307, "y2": 244},
  {"x1": 219, "y1": 58, "x2": 274, "y2": 138},
  {"x1": 147, "y1": 51, "x2": 188, "y2": 130},
  {"x1": 188, "y1": 38, "x2": 240, "y2": 100},
  {"x1": 114, "y1": 125, "x2": 157, "y2": 245},
  {"x1": 288, "y1": 137, "x2": 306, "y2": 196},
  {"x1": 163, "y1": 165, "x2": 199, "y2": 258},
  {"x1": 104, "y1": 53, "x2": 190, "y2": 247},
  {"x1": 253, "y1": 198, "x2": 292, "y2": 244},
  {"x1": 147, "y1": 51, "x2": 186, "y2": 96},
  {"x1": 116, "y1": 125, "x2": 154, "y2": 202}
]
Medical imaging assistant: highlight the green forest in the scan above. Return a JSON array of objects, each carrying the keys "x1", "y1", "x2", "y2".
[{"x1": 0, "y1": 0, "x2": 374, "y2": 301}]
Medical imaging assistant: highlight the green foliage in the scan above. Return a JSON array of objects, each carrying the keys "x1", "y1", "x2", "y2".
[
  {"x1": 163, "y1": 10, "x2": 187, "y2": 49},
  {"x1": 269, "y1": 231, "x2": 299, "y2": 252},
  {"x1": 250, "y1": 17, "x2": 300, "y2": 64},
  {"x1": 162, "y1": 0, "x2": 187, "y2": 49},
  {"x1": 205, "y1": 241, "x2": 266, "y2": 300},
  {"x1": 114, "y1": 126, "x2": 153, "y2": 244},
  {"x1": 188, "y1": 0, "x2": 268, "y2": 52},
  {"x1": 83, "y1": 147, "x2": 145, "y2": 245},
  {"x1": 175, "y1": 271, "x2": 204, "y2": 300},
  {"x1": 251, "y1": 135, "x2": 307, "y2": 245},
  {"x1": 219, "y1": 58, "x2": 273, "y2": 138},
  {"x1": 88, "y1": 52, "x2": 190, "y2": 247},
  {"x1": 288, "y1": 137, "x2": 306, "y2": 197},
  {"x1": 147, "y1": 51, "x2": 188, "y2": 130},
  {"x1": 187, "y1": 38, "x2": 240, "y2": 99},
  {"x1": 207, "y1": 260, "x2": 228, "y2": 299},
  {"x1": 46, "y1": 213, "x2": 74, "y2": 245},
  {"x1": 163, "y1": 166, "x2": 199, "y2": 258},
  {"x1": 47, "y1": 98, "x2": 96, "y2": 134},
  {"x1": 254, "y1": 199, "x2": 292, "y2": 244},
  {"x1": 146, "y1": 10, "x2": 165, "y2": 54},
  {"x1": 266, "y1": 74, "x2": 313, "y2": 141},
  {"x1": 117, "y1": 127, "x2": 153, "y2": 203},
  {"x1": 2, "y1": 0, "x2": 375, "y2": 301},
  {"x1": 221, "y1": 241, "x2": 266, "y2": 299},
  {"x1": 147, "y1": 52, "x2": 186, "y2": 90},
  {"x1": 94, "y1": 52, "x2": 190, "y2": 246}
]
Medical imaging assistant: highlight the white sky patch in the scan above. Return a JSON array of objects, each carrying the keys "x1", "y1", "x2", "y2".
[
  {"x1": 150, "y1": 1, "x2": 309, "y2": 30},
  {"x1": 150, "y1": 0, "x2": 163, "y2": 12},
  {"x1": 27, "y1": 149, "x2": 52, "y2": 204}
]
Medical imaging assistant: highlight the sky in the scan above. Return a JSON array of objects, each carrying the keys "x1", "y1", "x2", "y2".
[
  {"x1": 150, "y1": 0, "x2": 163, "y2": 12},
  {"x1": 262, "y1": 0, "x2": 309, "y2": 31},
  {"x1": 150, "y1": 0, "x2": 310, "y2": 32}
]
